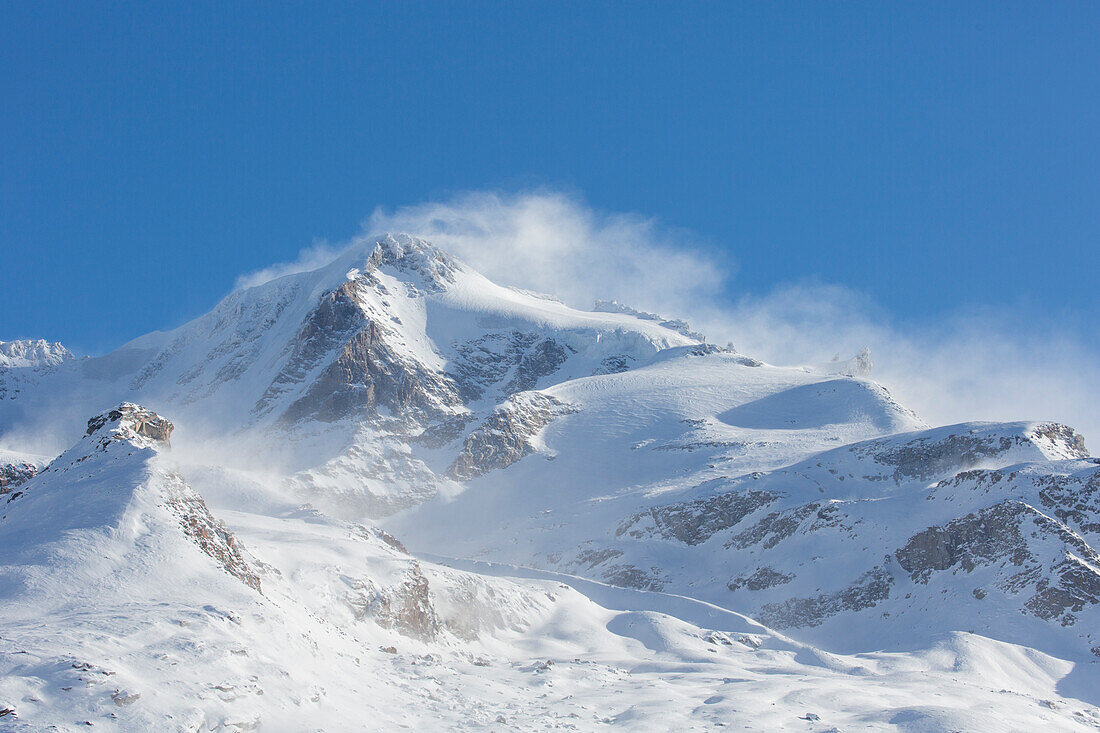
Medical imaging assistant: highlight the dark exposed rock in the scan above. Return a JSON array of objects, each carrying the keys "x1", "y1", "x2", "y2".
[
  {"x1": 574, "y1": 547, "x2": 624, "y2": 569},
  {"x1": 1030, "y1": 423, "x2": 1090, "y2": 458},
  {"x1": 1036, "y1": 466, "x2": 1100, "y2": 537},
  {"x1": 448, "y1": 331, "x2": 540, "y2": 402},
  {"x1": 412, "y1": 414, "x2": 476, "y2": 449},
  {"x1": 254, "y1": 281, "x2": 365, "y2": 415},
  {"x1": 592, "y1": 354, "x2": 635, "y2": 375},
  {"x1": 163, "y1": 473, "x2": 262, "y2": 592},
  {"x1": 269, "y1": 281, "x2": 462, "y2": 426},
  {"x1": 848, "y1": 425, "x2": 1087, "y2": 483},
  {"x1": 896, "y1": 500, "x2": 1100, "y2": 625},
  {"x1": 616, "y1": 487, "x2": 778, "y2": 545},
  {"x1": 852, "y1": 433, "x2": 1020, "y2": 481},
  {"x1": 600, "y1": 564, "x2": 667, "y2": 592},
  {"x1": 757, "y1": 567, "x2": 893, "y2": 629},
  {"x1": 728, "y1": 567, "x2": 795, "y2": 592},
  {"x1": 503, "y1": 338, "x2": 570, "y2": 394},
  {"x1": 897, "y1": 501, "x2": 1048, "y2": 581},
  {"x1": 85, "y1": 403, "x2": 174, "y2": 448},
  {"x1": 0, "y1": 460, "x2": 37, "y2": 495},
  {"x1": 725, "y1": 502, "x2": 847, "y2": 551},
  {"x1": 447, "y1": 393, "x2": 574, "y2": 480},
  {"x1": 448, "y1": 332, "x2": 574, "y2": 402}
]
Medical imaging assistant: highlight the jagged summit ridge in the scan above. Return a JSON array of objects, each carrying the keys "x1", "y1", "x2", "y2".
[{"x1": 0, "y1": 339, "x2": 72, "y2": 369}]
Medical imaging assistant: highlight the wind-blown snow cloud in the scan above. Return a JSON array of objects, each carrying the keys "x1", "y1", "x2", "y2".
[
  {"x1": 367, "y1": 189, "x2": 734, "y2": 320},
  {"x1": 721, "y1": 285, "x2": 1100, "y2": 442},
  {"x1": 247, "y1": 189, "x2": 1100, "y2": 444},
  {"x1": 234, "y1": 240, "x2": 345, "y2": 291}
]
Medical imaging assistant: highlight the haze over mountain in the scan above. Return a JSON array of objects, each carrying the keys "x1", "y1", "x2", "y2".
[{"x1": 1, "y1": 234, "x2": 1098, "y2": 730}]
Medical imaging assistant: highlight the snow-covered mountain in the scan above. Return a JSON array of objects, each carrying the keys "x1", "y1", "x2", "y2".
[{"x1": 1, "y1": 235, "x2": 1098, "y2": 730}]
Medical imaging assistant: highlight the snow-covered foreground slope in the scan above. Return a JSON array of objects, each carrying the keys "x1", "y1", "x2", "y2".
[
  {"x1": 1, "y1": 234, "x2": 1099, "y2": 730},
  {"x1": 0, "y1": 405, "x2": 1097, "y2": 730}
]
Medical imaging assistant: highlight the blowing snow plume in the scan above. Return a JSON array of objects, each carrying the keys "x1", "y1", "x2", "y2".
[{"x1": 234, "y1": 189, "x2": 1100, "y2": 443}]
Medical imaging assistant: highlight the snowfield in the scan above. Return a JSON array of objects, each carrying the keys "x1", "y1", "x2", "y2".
[{"x1": 1, "y1": 235, "x2": 1098, "y2": 731}]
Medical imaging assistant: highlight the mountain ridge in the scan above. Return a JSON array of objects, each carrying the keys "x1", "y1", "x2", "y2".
[{"x1": 1, "y1": 234, "x2": 1098, "y2": 730}]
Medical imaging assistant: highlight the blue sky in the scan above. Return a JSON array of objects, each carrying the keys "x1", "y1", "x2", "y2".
[{"x1": 2, "y1": 2, "x2": 1098, "y2": 356}]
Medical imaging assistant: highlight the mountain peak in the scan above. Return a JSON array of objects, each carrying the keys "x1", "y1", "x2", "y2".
[
  {"x1": 84, "y1": 402, "x2": 174, "y2": 451},
  {"x1": 0, "y1": 339, "x2": 72, "y2": 369},
  {"x1": 366, "y1": 232, "x2": 460, "y2": 290}
]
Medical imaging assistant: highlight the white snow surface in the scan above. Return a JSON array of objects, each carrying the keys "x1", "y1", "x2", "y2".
[{"x1": 0, "y1": 235, "x2": 1098, "y2": 731}]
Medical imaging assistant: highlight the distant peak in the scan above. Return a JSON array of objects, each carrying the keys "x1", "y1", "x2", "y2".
[
  {"x1": 85, "y1": 403, "x2": 174, "y2": 450},
  {"x1": 0, "y1": 339, "x2": 73, "y2": 369}
]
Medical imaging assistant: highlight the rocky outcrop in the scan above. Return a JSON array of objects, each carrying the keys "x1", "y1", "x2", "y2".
[
  {"x1": 347, "y1": 563, "x2": 441, "y2": 640},
  {"x1": 896, "y1": 500, "x2": 1100, "y2": 626},
  {"x1": 263, "y1": 279, "x2": 462, "y2": 426},
  {"x1": 448, "y1": 331, "x2": 573, "y2": 402},
  {"x1": 1029, "y1": 423, "x2": 1090, "y2": 459},
  {"x1": 727, "y1": 567, "x2": 795, "y2": 592},
  {"x1": 725, "y1": 502, "x2": 847, "y2": 551},
  {"x1": 1036, "y1": 464, "x2": 1100, "y2": 537},
  {"x1": 592, "y1": 354, "x2": 636, "y2": 375},
  {"x1": 601, "y1": 564, "x2": 667, "y2": 592},
  {"x1": 448, "y1": 393, "x2": 574, "y2": 480},
  {"x1": 163, "y1": 473, "x2": 262, "y2": 592},
  {"x1": 848, "y1": 425, "x2": 1086, "y2": 483},
  {"x1": 85, "y1": 403, "x2": 174, "y2": 449},
  {"x1": 0, "y1": 460, "x2": 38, "y2": 495},
  {"x1": 370, "y1": 233, "x2": 459, "y2": 292},
  {"x1": 503, "y1": 338, "x2": 570, "y2": 394},
  {"x1": 756, "y1": 567, "x2": 893, "y2": 629},
  {"x1": 616, "y1": 486, "x2": 778, "y2": 545}
]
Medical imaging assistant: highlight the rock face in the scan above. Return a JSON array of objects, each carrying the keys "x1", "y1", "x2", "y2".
[
  {"x1": 896, "y1": 500, "x2": 1100, "y2": 626},
  {"x1": 85, "y1": 403, "x2": 174, "y2": 448},
  {"x1": 0, "y1": 459, "x2": 38, "y2": 495},
  {"x1": 728, "y1": 567, "x2": 795, "y2": 592},
  {"x1": 845, "y1": 422, "x2": 1089, "y2": 482},
  {"x1": 347, "y1": 563, "x2": 441, "y2": 640},
  {"x1": 163, "y1": 472, "x2": 263, "y2": 593},
  {"x1": 448, "y1": 393, "x2": 574, "y2": 480},
  {"x1": 616, "y1": 484, "x2": 778, "y2": 546},
  {"x1": 757, "y1": 567, "x2": 893, "y2": 629},
  {"x1": 272, "y1": 289, "x2": 459, "y2": 427}
]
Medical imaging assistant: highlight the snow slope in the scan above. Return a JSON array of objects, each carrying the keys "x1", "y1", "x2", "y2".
[{"x1": 1, "y1": 235, "x2": 1098, "y2": 730}]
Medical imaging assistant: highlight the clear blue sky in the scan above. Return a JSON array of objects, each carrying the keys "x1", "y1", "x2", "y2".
[{"x1": 2, "y1": 2, "x2": 1097, "y2": 354}]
